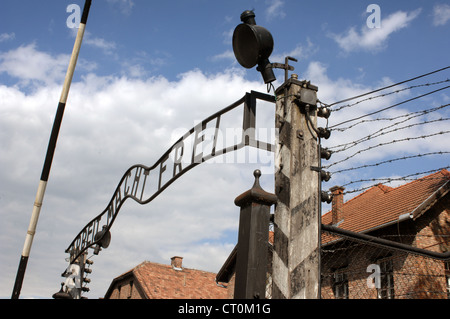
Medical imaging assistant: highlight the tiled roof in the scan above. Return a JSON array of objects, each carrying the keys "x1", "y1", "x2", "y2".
[
  {"x1": 322, "y1": 169, "x2": 450, "y2": 235},
  {"x1": 114, "y1": 260, "x2": 228, "y2": 299},
  {"x1": 216, "y1": 170, "x2": 449, "y2": 283}
]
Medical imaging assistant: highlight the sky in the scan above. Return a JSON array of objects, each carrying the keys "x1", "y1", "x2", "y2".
[{"x1": 1, "y1": 0, "x2": 449, "y2": 299}]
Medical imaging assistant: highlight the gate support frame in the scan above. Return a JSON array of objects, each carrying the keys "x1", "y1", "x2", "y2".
[{"x1": 234, "y1": 170, "x2": 277, "y2": 299}]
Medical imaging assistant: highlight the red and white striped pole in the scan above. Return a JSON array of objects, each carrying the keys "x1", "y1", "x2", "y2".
[{"x1": 12, "y1": 0, "x2": 92, "y2": 299}]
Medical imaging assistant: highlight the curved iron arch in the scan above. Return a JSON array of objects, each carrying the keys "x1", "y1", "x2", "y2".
[{"x1": 61, "y1": 91, "x2": 275, "y2": 284}]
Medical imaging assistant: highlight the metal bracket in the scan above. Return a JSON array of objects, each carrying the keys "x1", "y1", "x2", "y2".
[
  {"x1": 271, "y1": 56, "x2": 298, "y2": 82},
  {"x1": 310, "y1": 166, "x2": 331, "y2": 181}
]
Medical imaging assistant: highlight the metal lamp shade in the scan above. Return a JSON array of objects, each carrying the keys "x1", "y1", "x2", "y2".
[{"x1": 232, "y1": 23, "x2": 274, "y2": 69}]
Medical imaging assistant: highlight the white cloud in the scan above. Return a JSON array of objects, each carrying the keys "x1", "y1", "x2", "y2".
[
  {"x1": 1, "y1": 43, "x2": 448, "y2": 299},
  {"x1": 85, "y1": 35, "x2": 116, "y2": 53},
  {"x1": 118, "y1": 50, "x2": 171, "y2": 78},
  {"x1": 222, "y1": 28, "x2": 234, "y2": 45},
  {"x1": 330, "y1": 9, "x2": 421, "y2": 53},
  {"x1": 271, "y1": 39, "x2": 317, "y2": 63},
  {"x1": 0, "y1": 43, "x2": 96, "y2": 88},
  {"x1": 0, "y1": 43, "x2": 70, "y2": 86},
  {"x1": 0, "y1": 32, "x2": 15, "y2": 42},
  {"x1": 432, "y1": 3, "x2": 450, "y2": 26},
  {"x1": 106, "y1": 0, "x2": 135, "y2": 15},
  {"x1": 265, "y1": 0, "x2": 286, "y2": 20},
  {"x1": 211, "y1": 49, "x2": 235, "y2": 62},
  {"x1": 75, "y1": 30, "x2": 117, "y2": 56},
  {"x1": 0, "y1": 44, "x2": 269, "y2": 299}
]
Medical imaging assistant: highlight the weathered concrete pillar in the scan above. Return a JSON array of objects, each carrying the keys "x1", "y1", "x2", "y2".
[{"x1": 272, "y1": 75, "x2": 321, "y2": 299}]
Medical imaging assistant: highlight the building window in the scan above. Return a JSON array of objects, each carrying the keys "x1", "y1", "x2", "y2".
[
  {"x1": 128, "y1": 280, "x2": 134, "y2": 299},
  {"x1": 332, "y1": 269, "x2": 348, "y2": 299},
  {"x1": 377, "y1": 259, "x2": 394, "y2": 299}
]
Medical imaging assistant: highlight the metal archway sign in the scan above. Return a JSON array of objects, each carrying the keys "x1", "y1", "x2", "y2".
[{"x1": 58, "y1": 90, "x2": 275, "y2": 297}]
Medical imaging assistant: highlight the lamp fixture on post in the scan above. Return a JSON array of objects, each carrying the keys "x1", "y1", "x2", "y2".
[
  {"x1": 232, "y1": 10, "x2": 299, "y2": 88},
  {"x1": 232, "y1": 10, "x2": 276, "y2": 84}
]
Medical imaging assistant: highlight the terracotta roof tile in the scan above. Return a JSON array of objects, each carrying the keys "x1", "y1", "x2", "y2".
[
  {"x1": 322, "y1": 169, "x2": 450, "y2": 235},
  {"x1": 128, "y1": 261, "x2": 227, "y2": 299}
]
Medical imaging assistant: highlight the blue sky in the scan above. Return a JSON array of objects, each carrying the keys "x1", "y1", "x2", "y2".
[
  {"x1": 3, "y1": 0, "x2": 448, "y2": 86},
  {"x1": 1, "y1": 0, "x2": 449, "y2": 299}
]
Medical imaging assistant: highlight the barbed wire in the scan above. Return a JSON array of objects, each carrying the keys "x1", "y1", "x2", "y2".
[
  {"x1": 329, "y1": 117, "x2": 450, "y2": 153},
  {"x1": 324, "y1": 130, "x2": 450, "y2": 169},
  {"x1": 331, "y1": 102, "x2": 450, "y2": 133},
  {"x1": 318, "y1": 68, "x2": 450, "y2": 201},
  {"x1": 329, "y1": 151, "x2": 450, "y2": 175},
  {"x1": 323, "y1": 65, "x2": 450, "y2": 108},
  {"x1": 328, "y1": 85, "x2": 450, "y2": 129},
  {"x1": 330, "y1": 79, "x2": 450, "y2": 112},
  {"x1": 337, "y1": 167, "x2": 450, "y2": 195}
]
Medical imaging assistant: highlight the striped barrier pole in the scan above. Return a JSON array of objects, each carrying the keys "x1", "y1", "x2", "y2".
[{"x1": 11, "y1": 0, "x2": 92, "y2": 299}]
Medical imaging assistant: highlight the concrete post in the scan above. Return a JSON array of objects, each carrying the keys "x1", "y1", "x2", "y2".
[
  {"x1": 272, "y1": 75, "x2": 321, "y2": 298},
  {"x1": 234, "y1": 170, "x2": 277, "y2": 299}
]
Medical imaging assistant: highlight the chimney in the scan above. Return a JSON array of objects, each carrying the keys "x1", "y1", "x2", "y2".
[
  {"x1": 171, "y1": 256, "x2": 183, "y2": 270},
  {"x1": 330, "y1": 186, "x2": 345, "y2": 225}
]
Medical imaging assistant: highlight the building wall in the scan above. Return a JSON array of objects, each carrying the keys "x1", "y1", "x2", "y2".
[
  {"x1": 321, "y1": 242, "x2": 449, "y2": 299},
  {"x1": 108, "y1": 277, "x2": 146, "y2": 299},
  {"x1": 225, "y1": 203, "x2": 449, "y2": 299},
  {"x1": 414, "y1": 195, "x2": 450, "y2": 253},
  {"x1": 227, "y1": 274, "x2": 235, "y2": 299},
  {"x1": 321, "y1": 198, "x2": 449, "y2": 299}
]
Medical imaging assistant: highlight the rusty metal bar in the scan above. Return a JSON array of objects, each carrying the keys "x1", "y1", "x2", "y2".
[{"x1": 321, "y1": 224, "x2": 450, "y2": 261}]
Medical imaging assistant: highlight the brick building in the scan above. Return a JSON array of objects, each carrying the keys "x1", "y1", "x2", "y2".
[
  {"x1": 104, "y1": 256, "x2": 228, "y2": 299},
  {"x1": 321, "y1": 169, "x2": 450, "y2": 299},
  {"x1": 217, "y1": 169, "x2": 450, "y2": 299}
]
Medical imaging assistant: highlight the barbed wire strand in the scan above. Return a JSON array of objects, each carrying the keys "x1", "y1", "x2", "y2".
[
  {"x1": 339, "y1": 166, "x2": 450, "y2": 195},
  {"x1": 330, "y1": 117, "x2": 450, "y2": 153},
  {"x1": 324, "y1": 65, "x2": 450, "y2": 108},
  {"x1": 325, "y1": 130, "x2": 450, "y2": 169},
  {"x1": 331, "y1": 102, "x2": 450, "y2": 133},
  {"x1": 330, "y1": 151, "x2": 450, "y2": 175},
  {"x1": 329, "y1": 85, "x2": 450, "y2": 129},
  {"x1": 331, "y1": 79, "x2": 450, "y2": 112}
]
